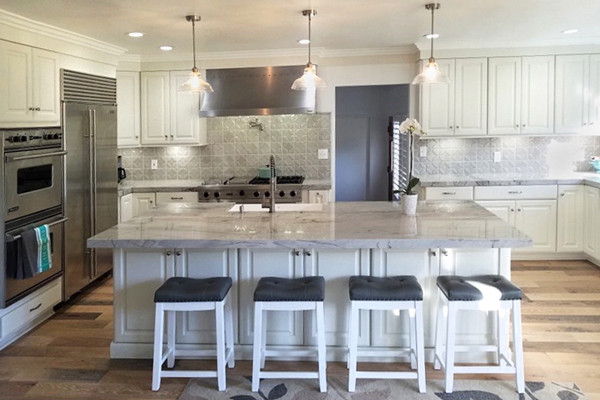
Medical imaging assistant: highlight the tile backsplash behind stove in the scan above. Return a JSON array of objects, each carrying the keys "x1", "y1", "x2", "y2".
[{"x1": 119, "y1": 114, "x2": 331, "y2": 181}]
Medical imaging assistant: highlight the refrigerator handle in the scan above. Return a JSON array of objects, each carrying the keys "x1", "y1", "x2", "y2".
[{"x1": 88, "y1": 108, "x2": 97, "y2": 279}]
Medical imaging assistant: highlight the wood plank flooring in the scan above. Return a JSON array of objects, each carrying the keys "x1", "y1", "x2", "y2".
[{"x1": 0, "y1": 260, "x2": 598, "y2": 399}]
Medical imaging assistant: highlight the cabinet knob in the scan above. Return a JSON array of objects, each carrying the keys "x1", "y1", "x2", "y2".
[
  {"x1": 456, "y1": 126, "x2": 459, "y2": 129},
  {"x1": 430, "y1": 250, "x2": 437, "y2": 256},
  {"x1": 170, "y1": 135, "x2": 174, "y2": 139},
  {"x1": 293, "y1": 250, "x2": 300, "y2": 256},
  {"x1": 515, "y1": 125, "x2": 519, "y2": 128},
  {"x1": 166, "y1": 251, "x2": 172, "y2": 256},
  {"x1": 28, "y1": 107, "x2": 34, "y2": 111},
  {"x1": 522, "y1": 124, "x2": 526, "y2": 127},
  {"x1": 517, "y1": 208, "x2": 522, "y2": 212},
  {"x1": 164, "y1": 135, "x2": 168, "y2": 140},
  {"x1": 510, "y1": 208, "x2": 515, "y2": 212},
  {"x1": 441, "y1": 249, "x2": 448, "y2": 256},
  {"x1": 560, "y1": 193, "x2": 565, "y2": 197},
  {"x1": 305, "y1": 250, "x2": 312, "y2": 256},
  {"x1": 176, "y1": 251, "x2": 182, "y2": 256},
  {"x1": 135, "y1": 135, "x2": 139, "y2": 138},
  {"x1": 35, "y1": 107, "x2": 40, "y2": 111}
]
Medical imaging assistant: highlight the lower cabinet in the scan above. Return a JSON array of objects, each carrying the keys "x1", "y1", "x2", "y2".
[
  {"x1": 132, "y1": 193, "x2": 155, "y2": 217},
  {"x1": 584, "y1": 186, "x2": 600, "y2": 259},
  {"x1": 120, "y1": 193, "x2": 133, "y2": 222},
  {"x1": 557, "y1": 185, "x2": 584, "y2": 252}
]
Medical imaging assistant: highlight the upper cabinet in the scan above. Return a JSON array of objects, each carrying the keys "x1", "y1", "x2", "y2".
[
  {"x1": 140, "y1": 70, "x2": 207, "y2": 146},
  {"x1": 116, "y1": 71, "x2": 141, "y2": 147},
  {"x1": 0, "y1": 41, "x2": 60, "y2": 127},
  {"x1": 488, "y1": 56, "x2": 554, "y2": 135},
  {"x1": 419, "y1": 58, "x2": 487, "y2": 136}
]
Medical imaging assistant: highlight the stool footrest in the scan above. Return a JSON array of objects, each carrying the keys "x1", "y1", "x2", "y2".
[
  {"x1": 355, "y1": 347, "x2": 413, "y2": 358},
  {"x1": 453, "y1": 365, "x2": 517, "y2": 374},
  {"x1": 160, "y1": 370, "x2": 218, "y2": 378},
  {"x1": 259, "y1": 371, "x2": 319, "y2": 379},
  {"x1": 454, "y1": 344, "x2": 499, "y2": 353},
  {"x1": 265, "y1": 349, "x2": 317, "y2": 358},
  {"x1": 355, "y1": 371, "x2": 418, "y2": 379}
]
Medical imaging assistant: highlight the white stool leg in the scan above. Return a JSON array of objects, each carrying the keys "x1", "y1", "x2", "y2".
[
  {"x1": 167, "y1": 310, "x2": 176, "y2": 368},
  {"x1": 512, "y1": 300, "x2": 525, "y2": 394},
  {"x1": 260, "y1": 309, "x2": 268, "y2": 369},
  {"x1": 444, "y1": 302, "x2": 457, "y2": 393},
  {"x1": 433, "y1": 294, "x2": 445, "y2": 370},
  {"x1": 316, "y1": 301, "x2": 327, "y2": 393},
  {"x1": 409, "y1": 306, "x2": 417, "y2": 369},
  {"x1": 225, "y1": 295, "x2": 235, "y2": 368},
  {"x1": 497, "y1": 309, "x2": 508, "y2": 366},
  {"x1": 252, "y1": 302, "x2": 263, "y2": 392},
  {"x1": 348, "y1": 302, "x2": 359, "y2": 392},
  {"x1": 215, "y1": 300, "x2": 226, "y2": 391},
  {"x1": 415, "y1": 301, "x2": 426, "y2": 393},
  {"x1": 152, "y1": 303, "x2": 164, "y2": 391}
]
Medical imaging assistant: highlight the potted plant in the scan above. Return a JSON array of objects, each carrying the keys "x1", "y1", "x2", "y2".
[
  {"x1": 395, "y1": 176, "x2": 420, "y2": 215},
  {"x1": 395, "y1": 118, "x2": 426, "y2": 215}
]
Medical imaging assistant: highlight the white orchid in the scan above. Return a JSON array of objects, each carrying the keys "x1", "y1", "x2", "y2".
[{"x1": 399, "y1": 118, "x2": 426, "y2": 136}]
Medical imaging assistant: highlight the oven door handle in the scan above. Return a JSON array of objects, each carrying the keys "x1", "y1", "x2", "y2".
[
  {"x1": 5, "y1": 217, "x2": 69, "y2": 242},
  {"x1": 5, "y1": 151, "x2": 68, "y2": 162}
]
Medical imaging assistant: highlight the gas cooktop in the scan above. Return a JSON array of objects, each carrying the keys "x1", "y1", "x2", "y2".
[
  {"x1": 248, "y1": 175, "x2": 305, "y2": 185},
  {"x1": 199, "y1": 176, "x2": 305, "y2": 203}
]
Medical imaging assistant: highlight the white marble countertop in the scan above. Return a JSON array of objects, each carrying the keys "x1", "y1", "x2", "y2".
[
  {"x1": 419, "y1": 172, "x2": 600, "y2": 188},
  {"x1": 87, "y1": 201, "x2": 532, "y2": 250}
]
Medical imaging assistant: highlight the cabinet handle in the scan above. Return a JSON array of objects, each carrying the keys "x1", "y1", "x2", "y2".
[
  {"x1": 449, "y1": 126, "x2": 453, "y2": 129},
  {"x1": 135, "y1": 135, "x2": 139, "y2": 138},
  {"x1": 170, "y1": 197, "x2": 184, "y2": 200},
  {"x1": 508, "y1": 191, "x2": 522, "y2": 195},
  {"x1": 430, "y1": 250, "x2": 437, "y2": 256},
  {"x1": 28, "y1": 107, "x2": 34, "y2": 111},
  {"x1": 176, "y1": 251, "x2": 181, "y2": 256},
  {"x1": 166, "y1": 251, "x2": 172, "y2": 256},
  {"x1": 293, "y1": 250, "x2": 301, "y2": 256},
  {"x1": 442, "y1": 192, "x2": 456, "y2": 195},
  {"x1": 305, "y1": 250, "x2": 312, "y2": 256},
  {"x1": 29, "y1": 303, "x2": 42, "y2": 312},
  {"x1": 441, "y1": 249, "x2": 448, "y2": 256},
  {"x1": 35, "y1": 107, "x2": 40, "y2": 111}
]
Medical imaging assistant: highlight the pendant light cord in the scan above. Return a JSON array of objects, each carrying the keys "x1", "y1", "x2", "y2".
[
  {"x1": 192, "y1": 18, "x2": 197, "y2": 69},
  {"x1": 430, "y1": 4, "x2": 435, "y2": 61},
  {"x1": 308, "y1": 11, "x2": 312, "y2": 65}
]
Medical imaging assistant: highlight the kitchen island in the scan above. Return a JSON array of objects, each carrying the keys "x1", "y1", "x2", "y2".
[{"x1": 88, "y1": 201, "x2": 532, "y2": 361}]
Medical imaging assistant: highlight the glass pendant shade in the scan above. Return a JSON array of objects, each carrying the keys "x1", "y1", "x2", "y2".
[
  {"x1": 180, "y1": 67, "x2": 214, "y2": 93},
  {"x1": 411, "y1": 58, "x2": 449, "y2": 84},
  {"x1": 291, "y1": 64, "x2": 326, "y2": 90}
]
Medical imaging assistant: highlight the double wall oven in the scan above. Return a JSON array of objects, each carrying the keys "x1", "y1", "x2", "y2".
[{"x1": 1, "y1": 127, "x2": 66, "y2": 307}]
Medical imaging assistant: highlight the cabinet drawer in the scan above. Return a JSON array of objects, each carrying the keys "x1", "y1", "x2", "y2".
[
  {"x1": 155, "y1": 192, "x2": 197, "y2": 204},
  {"x1": 474, "y1": 185, "x2": 557, "y2": 200},
  {"x1": 425, "y1": 187, "x2": 473, "y2": 200},
  {"x1": 1, "y1": 279, "x2": 61, "y2": 338}
]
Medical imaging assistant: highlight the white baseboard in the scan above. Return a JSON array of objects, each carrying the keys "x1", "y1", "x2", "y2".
[{"x1": 511, "y1": 252, "x2": 587, "y2": 261}]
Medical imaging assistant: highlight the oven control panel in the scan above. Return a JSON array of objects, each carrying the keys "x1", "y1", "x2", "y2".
[{"x1": 3, "y1": 127, "x2": 62, "y2": 150}]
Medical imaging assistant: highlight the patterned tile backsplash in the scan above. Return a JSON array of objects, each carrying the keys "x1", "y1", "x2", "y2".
[
  {"x1": 119, "y1": 114, "x2": 331, "y2": 181},
  {"x1": 412, "y1": 136, "x2": 600, "y2": 176}
]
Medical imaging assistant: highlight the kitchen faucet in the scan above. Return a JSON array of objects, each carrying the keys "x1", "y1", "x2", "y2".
[{"x1": 262, "y1": 155, "x2": 276, "y2": 213}]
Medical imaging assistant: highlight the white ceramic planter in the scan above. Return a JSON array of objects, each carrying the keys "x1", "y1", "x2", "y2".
[{"x1": 402, "y1": 194, "x2": 418, "y2": 215}]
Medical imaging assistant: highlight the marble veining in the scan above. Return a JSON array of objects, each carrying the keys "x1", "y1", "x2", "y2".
[
  {"x1": 419, "y1": 172, "x2": 600, "y2": 189},
  {"x1": 88, "y1": 201, "x2": 532, "y2": 250}
]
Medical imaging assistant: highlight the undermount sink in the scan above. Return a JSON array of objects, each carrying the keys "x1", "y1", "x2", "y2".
[{"x1": 228, "y1": 203, "x2": 324, "y2": 212}]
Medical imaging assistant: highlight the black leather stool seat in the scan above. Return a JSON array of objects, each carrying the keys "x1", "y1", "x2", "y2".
[
  {"x1": 437, "y1": 275, "x2": 522, "y2": 301},
  {"x1": 349, "y1": 276, "x2": 423, "y2": 301},
  {"x1": 254, "y1": 277, "x2": 325, "y2": 302},
  {"x1": 154, "y1": 277, "x2": 232, "y2": 303}
]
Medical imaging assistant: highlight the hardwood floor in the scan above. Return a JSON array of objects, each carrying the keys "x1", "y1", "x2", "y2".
[{"x1": 0, "y1": 260, "x2": 598, "y2": 399}]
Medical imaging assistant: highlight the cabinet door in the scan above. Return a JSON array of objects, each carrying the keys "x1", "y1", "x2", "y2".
[
  {"x1": 555, "y1": 55, "x2": 589, "y2": 133},
  {"x1": 120, "y1": 194, "x2": 133, "y2": 222},
  {"x1": 583, "y1": 186, "x2": 600, "y2": 258},
  {"x1": 521, "y1": 56, "x2": 554, "y2": 134},
  {"x1": 476, "y1": 200, "x2": 516, "y2": 225},
  {"x1": 113, "y1": 249, "x2": 175, "y2": 343},
  {"x1": 132, "y1": 193, "x2": 155, "y2": 217},
  {"x1": 116, "y1": 71, "x2": 140, "y2": 147},
  {"x1": 238, "y1": 249, "x2": 303, "y2": 345},
  {"x1": 0, "y1": 41, "x2": 32, "y2": 124},
  {"x1": 488, "y1": 57, "x2": 521, "y2": 135},
  {"x1": 304, "y1": 249, "x2": 367, "y2": 347},
  {"x1": 141, "y1": 71, "x2": 170, "y2": 145},
  {"x1": 557, "y1": 185, "x2": 583, "y2": 252},
  {"x1": 419, "y1": 59, "x2": 454, "y2": 136},
  {"x1": 514, "y1": 200, "x2": 557, "y2": 252},
  {"x1": 454, "y1": 58, "x2": 487, "y2": 136},
  {"x1": 176, "y1": 249, "x2": 236, "y2": 344},
  {"x1": 589, "y1": 55, "x2": 600, "y2": 129},
  {"x1": 169, "y1": 71, "x2": 202, "y2": 144},
  {"x1": 31, "y1": 49, "x2": 60, "y2": 124}
]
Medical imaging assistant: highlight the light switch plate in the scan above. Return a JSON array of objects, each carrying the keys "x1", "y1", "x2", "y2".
[
  {"x1": 318, "y1": 149, "x2": 329, "y2": 160},
  {"x1": 420, "y1": 146, "x2": 427, "y2": 157},
  {"x1": 493, "y1": 151, "x2": 502, "y2": 163},
  {"x1": 151, "y1": 159, "x2": 158, "y2": 170}
]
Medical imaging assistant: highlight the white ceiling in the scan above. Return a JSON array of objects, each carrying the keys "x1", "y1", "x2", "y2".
[{"x1": 1, "y1": 0, "x2": 600, "y2": 57}]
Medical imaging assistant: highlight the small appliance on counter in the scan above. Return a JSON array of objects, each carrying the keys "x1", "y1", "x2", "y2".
[{"x1": 117, "y1": 156, "x2": 126, "y2": 183}]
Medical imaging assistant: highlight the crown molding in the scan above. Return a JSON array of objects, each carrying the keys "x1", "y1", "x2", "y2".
[
  {"x1": 0, "y1": 9, "x2": 126, "y2": 56},
  {"x1": 415, "y1": 39, "x2": 600, "y2": 53},
  {"x1": 320, "y1": 45, "x2": 418, "y2": 58}
]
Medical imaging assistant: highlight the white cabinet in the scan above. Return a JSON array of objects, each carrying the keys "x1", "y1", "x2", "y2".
[
  {"x1": 488, "y1": 56, "x2": 554, "y2": 135},
  {"x1": 116, "y1": 71, "x2": 140, "y2": 147},
  {"x1": 555, "y1": 55, "x2": 600, "y2": 133},
  {"x1": 140, "y1": 71, "x2": 207, "y2": 146},
  {"x1": 583, "y1": 186, "x2": 600, "y2": 259},
  {"x1": 0, "y1": 41, "x2": 60, "y2": 127},
  {"x1": 155, "y1": 192, "x2": 198, "y2": 205},
  {"x1": 424, "y1": 186, "x2": 473, "y2": 200},
  {"x1": 557, "y1": 185, "x2": 584, "y2": 252},
  {"x1": 132, "y1": 193, "x2": 155, "y2": 217},
  {"x1": 120, "y1": 193, "x2": 133, "y2": 222},
  {"x1": 420, "y1": 58, "x2": 487, "y2": 136}
]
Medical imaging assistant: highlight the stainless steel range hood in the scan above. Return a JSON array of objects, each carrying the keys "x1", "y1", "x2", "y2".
[{"x1": 199, "y1": 65, "x2": 316, "y2": 117}]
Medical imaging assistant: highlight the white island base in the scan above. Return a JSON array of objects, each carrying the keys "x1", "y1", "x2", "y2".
[{"x1": 110, "y1": 246, "x2": 512, "y2": 363}]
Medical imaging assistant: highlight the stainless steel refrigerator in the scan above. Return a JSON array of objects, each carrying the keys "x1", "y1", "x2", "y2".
[{"x1": 61, "y1": 70, "x2": 117, "y2": 300}]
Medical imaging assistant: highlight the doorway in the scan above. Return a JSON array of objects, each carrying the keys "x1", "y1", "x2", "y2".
[{"x1": 335, "y1": 85, "x2": 409, "y2": 201}]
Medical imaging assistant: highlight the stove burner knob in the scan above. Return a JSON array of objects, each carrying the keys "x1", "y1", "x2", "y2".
[
  {"x1": 53, "y1": 133, "x2": 61, "y2": 140},
  {"x1": 203, "y1": 191, "x2": 209, "y2": 198},
  {"x1": 7, "y1": 136, "x2": 17, "y2": 143},
  {"x1": 239, "y1": 190, "x2": 245, "y2": 196},
  {"x1": 214, "y1": 192, "x2": 220, "y2": 198},
  {"x1": 43, "y1": 133, "x2": 53, "y2": 140},
  {"x1": 19, "y1": 135, "x2": 28, "y2": 142},
  {"x1": 290, "y1": 190, "x2": 297, "y2": 197},
  {"x1": 253, "y1": 191, "x2": 260, "y2": 197},
  {"x1": 264, "y1": 191, "x2": 271, "y2": 198},
  {"x1": 279, "y1": 191, "x2": 285, "y2": 197}
]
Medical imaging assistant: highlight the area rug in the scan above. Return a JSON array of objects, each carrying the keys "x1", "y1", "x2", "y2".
[{"x1": 178, "y1": 377, "x2": 587, "y2": 400}]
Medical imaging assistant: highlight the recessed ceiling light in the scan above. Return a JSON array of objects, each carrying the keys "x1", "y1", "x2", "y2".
[
  {"x1": 562, "y1": 28, "x2": 578, "y2": 34},
  {"x1": 127, "y1": 32, "x2": 144, "y2": 38},
  {"x1": 424, "y1": 33, "x2": 439, "y2": 39},
  {"x1": 160, "y1": 45, "x2": 173, "y2": 51},
  {"x1": 298, "y1": 39, "x2": 310, "y2": 45}
]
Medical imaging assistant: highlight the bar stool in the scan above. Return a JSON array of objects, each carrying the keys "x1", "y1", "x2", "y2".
[
  {"x1": 152, "y1": 277, "x2": 235, "y2": 391},
  {"x1": 252, "y1": 276, "x2": 327, "y2": 393},
  {"x1": 433, "y1": 275, "x2": 525, "y2": 394},
  {"x1": 347, "y1": 276, "x2": 426, "y2": 393}
]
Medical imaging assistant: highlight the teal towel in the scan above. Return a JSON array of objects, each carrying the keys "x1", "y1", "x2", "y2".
[{"x1": 34, "y1": 224, "x2": 52, "y2": 273}]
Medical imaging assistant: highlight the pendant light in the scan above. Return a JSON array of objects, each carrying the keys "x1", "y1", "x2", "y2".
[
  {"x1": 412, "y1": 3, "x2": 449, "y2": 85},
  {"x1": 180, "y1": 15, "x2": 213, "y2": 93},
  {"x1": 291, "y1": 9, "x2": 326, "y2": 90}
]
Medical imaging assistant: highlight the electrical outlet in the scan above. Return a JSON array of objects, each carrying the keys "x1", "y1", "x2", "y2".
[
  {"x1": 151, "y1": 159, "x2": 158, "y2": 170},
  {"x1": 493, "y1": 151, "x2": 502, "y2": 163},
  {"x1": 420, "y1": 146, "x2": 427, "y2": 157},
  {"x1": 318, "y1": 149, "x2": 329, "y2": 160}
]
